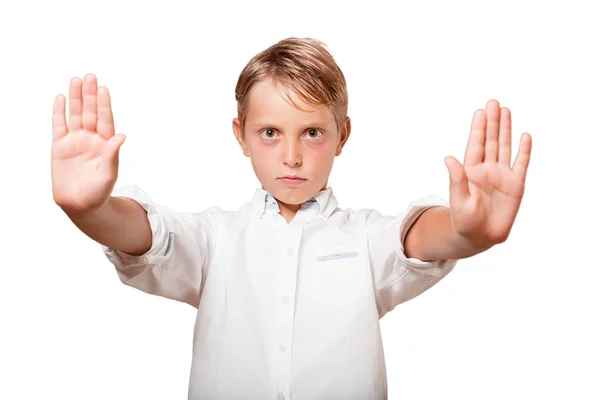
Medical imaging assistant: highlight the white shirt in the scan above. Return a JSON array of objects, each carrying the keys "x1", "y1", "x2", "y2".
[{"x1": 102, "y1": 186, "x2": 457, "y2": 400}]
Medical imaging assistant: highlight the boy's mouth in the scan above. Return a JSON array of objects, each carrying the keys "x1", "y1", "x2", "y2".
[{"x1": 278, "y1": 176, "x2": 307, "y2": 185}]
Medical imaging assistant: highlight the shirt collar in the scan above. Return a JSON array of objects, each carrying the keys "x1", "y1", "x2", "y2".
[{"x1": 251, "y1": 187, "x2": 338, "y2": 220}]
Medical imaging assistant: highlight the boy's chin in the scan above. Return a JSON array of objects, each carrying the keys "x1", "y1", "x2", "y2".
[{"x1": 268, "y1": 184, "x2": 320, "y2": 206}]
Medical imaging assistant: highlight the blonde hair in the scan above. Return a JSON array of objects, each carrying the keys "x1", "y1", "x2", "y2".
[{"x1": 235, "y1": 37, "x2": 348, "y2": 134}]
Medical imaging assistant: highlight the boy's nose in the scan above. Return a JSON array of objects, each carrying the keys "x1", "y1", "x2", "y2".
[{"x1": 282, "y1": 138, "x2": 302, "y2": 167}]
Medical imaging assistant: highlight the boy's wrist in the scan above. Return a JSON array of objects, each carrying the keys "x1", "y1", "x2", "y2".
[
  {"x1": 406, "y1": 206, "x2": 493, "y2": 261},
  {"x1": 63, "y1": 197, "x2": 112, "y2": 223}
]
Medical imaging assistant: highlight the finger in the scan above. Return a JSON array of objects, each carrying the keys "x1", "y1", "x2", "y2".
[
  {"x1": 498, "y1": 107, "x2": 512, "y2": 167},
  {"x1": 512, "y1": 132, "x2": 532, "y2": 183},
  {"x1": 463, "y1": 109, "x2": 486, "y2": 166},
  {"x1": 82, "y1": 73, "x2": 98, "y2": 132},
  {"x1": 68, "y1": 77, "x2": 83, "y2": 131},
  {"x1": 97, "y1": 86, "x2": 115, "y2": 139},
  {"x1": 445, "y1": 156, "x2": 469, "y2": 207},
  {"x1": 102, "y1": 133, "x2": 126, "y2": 175},
  {"x1": 52, "y1": 95, "x2": 68, "y2": 141},
  {"x1": 484, "y1": 99, "x2": 500, "y2": 163}
]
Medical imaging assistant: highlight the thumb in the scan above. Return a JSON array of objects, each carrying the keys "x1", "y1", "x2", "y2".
[
  {"x1": 102, "y1": 133, "x2": 126, "y2": 169},
  {"x1": 444, "y1": 156, "x2": 469, "y2": 208}
]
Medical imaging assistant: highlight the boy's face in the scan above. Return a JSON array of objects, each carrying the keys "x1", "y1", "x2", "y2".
[{"x1": 233, "y1": 79, "x2": 350, "y2": 209}]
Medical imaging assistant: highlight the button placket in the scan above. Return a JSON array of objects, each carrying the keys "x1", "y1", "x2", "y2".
[
  {"x1": 273, "y1": 227, "x2": 301, "y2": 400},
  {"x1": 278, "y1": 241, "x2": 293, "y2": 357}
]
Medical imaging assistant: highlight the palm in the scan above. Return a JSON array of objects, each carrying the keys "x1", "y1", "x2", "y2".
[
  {"x1": 53, "y1": 129, "x2": 107, "y2": 160},
  {"x1": 444, "y1": 100, "x2": 532, "y2": 246},
  {"x1": 51, "y1": 74, "x2": 126, "y2": 214}
]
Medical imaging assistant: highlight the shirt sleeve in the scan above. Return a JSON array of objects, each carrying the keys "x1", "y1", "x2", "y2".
[
  {"x1": 366, "y1": 195, "x2": 458, "y2": 318},
  {"x1": 101, "y1": 185, "x2": 217, "y2": 308}
]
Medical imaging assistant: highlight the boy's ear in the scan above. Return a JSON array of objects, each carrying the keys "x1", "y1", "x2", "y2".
[
  {"x1": 232, "y1": 118, "x2": 250, "y2": 157},
  {"x1": 335, "y1": 116, "x2": 351, "y2": 156}
]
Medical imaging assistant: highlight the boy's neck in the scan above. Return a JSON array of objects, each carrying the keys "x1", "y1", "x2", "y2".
[
  {"x1": 277, "y1": 201, "x2": 302, "y2": 224},
  {"x1": 262, "y1": 181, "x2": 328, "y2": 223}
]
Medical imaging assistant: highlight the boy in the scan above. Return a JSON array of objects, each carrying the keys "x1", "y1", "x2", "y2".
[{"x1": 51, "y1": 37, "x2": 532, "y2": 399}]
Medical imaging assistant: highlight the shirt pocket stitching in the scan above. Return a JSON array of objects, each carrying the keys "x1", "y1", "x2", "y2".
[{"x1": 316, "y1": 251, "x2": 359, "y2": 262}]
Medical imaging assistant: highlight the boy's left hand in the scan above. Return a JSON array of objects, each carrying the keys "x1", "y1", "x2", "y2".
[{"x1": 443, "y1": 99, "x2": 532, "y2": 251}]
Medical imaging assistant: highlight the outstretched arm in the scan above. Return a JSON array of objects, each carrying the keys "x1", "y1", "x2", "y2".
[
  {"x1": 404, "y1": 99, "x2": 532, "y2": 261},
  {"x1": 52, "y1": 73, "x2": 151, "y2": 256}
]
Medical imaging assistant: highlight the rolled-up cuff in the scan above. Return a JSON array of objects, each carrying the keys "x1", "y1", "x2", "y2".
[
  {"x1": 101, "y1": 185, "x2": 170, "y2": 269},
  {"x1": 397, "y1": 195, "x2": 456, "y2": 276}
]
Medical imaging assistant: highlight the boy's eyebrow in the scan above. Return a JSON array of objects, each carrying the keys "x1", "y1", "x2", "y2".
[{"x1": 250, "y1": 121, "x2": 330, "y2": 130}]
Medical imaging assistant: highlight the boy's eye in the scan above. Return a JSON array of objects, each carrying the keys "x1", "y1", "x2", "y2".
[
  {"x1": 260, "y1": 129, "x2": 277, "y2": 139},
  {"x1": 259, "y1": 128, "x2": 323, "y2": 139},
  {"x1": 306, "y1": 128, "x2": 323, "y2": 139}
]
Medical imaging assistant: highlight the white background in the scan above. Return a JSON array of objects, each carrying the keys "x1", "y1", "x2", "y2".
[{"x1": 1, "y1": 0, "x2": 598, "y2": 399}]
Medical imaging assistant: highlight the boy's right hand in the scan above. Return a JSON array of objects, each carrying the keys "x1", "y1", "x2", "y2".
[{"x1": 51, "y1": 73, "x2": 127, "y2": 216}]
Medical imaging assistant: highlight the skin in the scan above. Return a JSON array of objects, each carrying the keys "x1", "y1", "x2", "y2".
[
  {"x1": 232, "y1": 79, "x2": 351, "y2": 223},
  {"x1": 52, "y1": 73, "x2": 532, "y2": 261},
  {"x1": 52, "y1": 73, "x2": 152, "y2": 256},
  {"x1": 405, "y1": 99, "x2": 533, "y2": 260},
  {"x1": 232, "y1": 79, "x2": 533, "y2": 259},
  {"x1": 52, "y1": 74, "x2": 126, "y2": 215}
]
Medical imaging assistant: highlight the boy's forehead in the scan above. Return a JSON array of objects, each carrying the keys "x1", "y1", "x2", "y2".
[{"x1": 246, "y1": 80, "x2": 334, "y2": 124}]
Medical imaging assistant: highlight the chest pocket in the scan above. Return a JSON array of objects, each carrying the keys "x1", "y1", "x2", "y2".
[{"x1": 305, "y1": 245, "x2": 372, "y2": 307}]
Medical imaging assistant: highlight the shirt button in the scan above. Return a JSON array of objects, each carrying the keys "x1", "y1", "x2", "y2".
[
  {"x1": 281, "y1": 296, "x2": 289, "y2": 304},
  {"x1": 279, "y1": 343, "x2": 287, "y2": 352},
  {"x1": 286, "y1": 247, "x2": 294, "y2": 256},
  {"x1": 278, "y1": 393, "x2": 285, "y2": 400}
]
